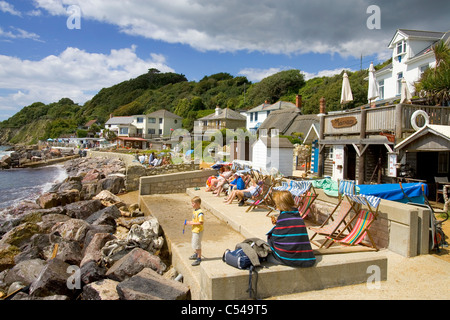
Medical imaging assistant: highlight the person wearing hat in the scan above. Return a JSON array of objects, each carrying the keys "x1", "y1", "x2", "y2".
[{"x1": 228, "y1": 172, "x2": 246, "y2": 191}]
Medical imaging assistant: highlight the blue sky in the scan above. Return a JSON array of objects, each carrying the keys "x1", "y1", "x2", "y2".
[{"x1": 0, "y1": 0, "x2": 449, "y2": 121}]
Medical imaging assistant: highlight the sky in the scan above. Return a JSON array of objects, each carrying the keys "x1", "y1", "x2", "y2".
[{"x1": 0, "y1": 0, "x2": 449, "y2": 122}]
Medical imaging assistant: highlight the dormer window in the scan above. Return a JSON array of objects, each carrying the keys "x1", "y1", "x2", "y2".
[{"x1": 396, "y1": 41, "x2": 407, "y2": 55}]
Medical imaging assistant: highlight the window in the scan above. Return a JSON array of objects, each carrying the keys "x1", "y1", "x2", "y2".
[
  {"x1": 148, "y1": 129, "x2": 155, "y2": 134},
  {"x1": 136, "y1": 117, "x2": 143, "y2": 123},
  {"x1": 438, "y1": 152, "x2": 449, "y2": 174},
  {"x1": 159, "y1": 118, "x2": 163, "y2": 124},
  {"x1": 396, "y1": 41, "x2": 406, "y2": 55},
  {"x1": 267, "y1": 111, "x2": 270, "y2": 117},
  {"x1": 254, "y1": 112, "x2": 258, "y2": 121},
  {"x1": 378, "y1": 80, "x2": 384, "y2": 100},
  {"x1": 159, "y1": 129, "x2": 162, "y2": 135},
  {"x1": 397, "y1": 72, "x2": 403, "y2": 95},
  {"x1": 250, "y1": 113, "x2": 253, "y2": 121},
  {"x1": 119, "y1": 127, "x2": 128, "y2": 135},
  {"x1": 174, "y1": 120, "x2": 178, "y2": 124},
  {"x1": 419, "y1": 64, "x2": 429, "y2": 78},
  {"x1": 148, "y1": 117, "x2": 156, "y2": 123}
]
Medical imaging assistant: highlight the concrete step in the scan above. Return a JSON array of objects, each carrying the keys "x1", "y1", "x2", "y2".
[{"x1": 139, "y1": 189, "x2": 388, "y2": 300}]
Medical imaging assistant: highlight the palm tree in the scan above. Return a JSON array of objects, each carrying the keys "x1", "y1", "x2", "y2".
[{"x1": 415, "y1": 40, "x2": 450, "y2": 105}]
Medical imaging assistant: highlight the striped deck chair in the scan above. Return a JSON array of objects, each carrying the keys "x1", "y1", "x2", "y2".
[
  {"x1": 273, "y1": 180, "x2": 295, "y2": 192},
  {"x1": 338, "y1": 179, "x2": 356, "y2": 199},
  {"x1": 245, "y1": 184, "x2": 276, "y2": 214},
  {"x1": 324, "y1": 193, "x2": 381, "y2": 251},
  {"x1": 308, "y1": 199, "x2": 354, "y2": 248}
]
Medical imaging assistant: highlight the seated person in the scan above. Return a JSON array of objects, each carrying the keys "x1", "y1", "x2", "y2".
[
  {"x1": 227, "y1": 172, "x2": 246, "y2": 192},
  {"x1": 266, "y1": 191, "x2": 316, "y2": 268},
  {"x1": 213, "y1": 166, "x2": 234, "y2": 196},
  {"x1": 224, "y1": 178, "x2": 259, "y2": 205}
]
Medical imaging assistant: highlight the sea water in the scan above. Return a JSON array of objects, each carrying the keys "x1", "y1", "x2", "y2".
[{"x1": 0, "y1": 146, "x2": 68, "y2": 213}]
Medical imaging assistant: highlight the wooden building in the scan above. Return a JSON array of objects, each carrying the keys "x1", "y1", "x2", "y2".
[{"x1": 317, "y1": 99, "x2": 450, "y2": 188}]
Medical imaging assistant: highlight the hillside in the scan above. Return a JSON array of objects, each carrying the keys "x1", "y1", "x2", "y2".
[{"x1": 0, "y1": 65, "x2": 385, "y2": 145}]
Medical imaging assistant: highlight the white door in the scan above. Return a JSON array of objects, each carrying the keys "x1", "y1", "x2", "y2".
[{"x1": 332, "y1": 145, "x2": 345, "y2": 181}]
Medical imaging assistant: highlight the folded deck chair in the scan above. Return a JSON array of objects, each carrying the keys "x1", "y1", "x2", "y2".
[
  {"x1": 308, "y1": 199, "x2": 354, "y2": 248},
  {"x1": 324, "y1": 193, "x2": 381, "y2": 251}
]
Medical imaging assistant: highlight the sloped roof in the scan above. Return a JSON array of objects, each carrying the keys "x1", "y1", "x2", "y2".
[
  {"x1": 105, "y1": 116, "x2": 134, "y2": 125},
  {"x1": 246, "y1": 101, "x2": 297, "y2": 113},
  {"x1": 253, "y1": 136, "x2": 294, "y2": 149},
  {"x1": 147, "y1": 109, "x2": 182, "y2": 119},
  {"x1": 284, "y1": 114, "x2": 320, "y2": 137},
  {"x1": 395, "y1": 125, "x2": 450, "y2": 151},
  {"x1": 258, "y1": 108, "x2": 301, "y2": 134},
  {"x1": 198, "y1": 108, "x2": 246, "y2": 121}
]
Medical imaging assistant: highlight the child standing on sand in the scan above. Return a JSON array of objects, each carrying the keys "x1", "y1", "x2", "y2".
[{"x1": 186, "y1": 196, "x2": 204, "y2": 266}]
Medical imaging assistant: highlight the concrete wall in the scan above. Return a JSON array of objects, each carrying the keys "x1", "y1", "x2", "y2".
[
  {"x1": 309, "y1": 188, "x2": 431, "y2": 257},
  {"x1": 140, "y1": 169, "x2": 216, "y2": 195}
]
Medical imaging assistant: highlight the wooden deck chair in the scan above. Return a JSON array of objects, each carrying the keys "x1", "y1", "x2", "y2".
[
  {"x1": 273, "y1": 179, "x2": 295, "y2": 192},
  {"x1": 325, "y1": 193, "x2": 381, "y2": 251},
  {"x1": 308, "y1": 199, "x2": 354, "y2": 248},
  {"x1": 245, "y1": 183, "x2": 275, "y2": 213},
  {"x1": 291, "y1": 181, "x2": 318, "y2": 219}
]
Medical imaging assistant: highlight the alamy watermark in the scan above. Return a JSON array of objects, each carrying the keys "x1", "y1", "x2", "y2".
[
  {"x1": 366, "y1": 5, "x2": 381, "y2": 30},
  {"x1": 366, "y1": 265, "x2": 382, "y2": 290},
  {"x1": 67, "y1": 5, "x2": 81, "y2": 30}
]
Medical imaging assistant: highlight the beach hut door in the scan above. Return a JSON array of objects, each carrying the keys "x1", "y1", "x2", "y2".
[{"x1": 332, "y1": 145, "x2": 345, "y2": 181}]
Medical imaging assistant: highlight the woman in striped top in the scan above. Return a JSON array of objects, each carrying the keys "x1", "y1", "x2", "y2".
[{"x1": 267, "y1": 191, "x2": 316, "y2": 267}]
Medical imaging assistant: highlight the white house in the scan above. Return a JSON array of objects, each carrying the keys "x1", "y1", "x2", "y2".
[
  {"x1": 105, "y1": 109, "x2": 182, "y2": 139},
  {"x1": 374, "y1": 29, "x2": 449, "y2": 102},
  {"x1": 146, "y1": 109, "x2": 182, "y2": 138},
  {"x1": 252, "y1": 136, "x2": 294, "y2": 177},
  {"x1": 243, "y1": 96, "x2": 302, "y2": 133}
]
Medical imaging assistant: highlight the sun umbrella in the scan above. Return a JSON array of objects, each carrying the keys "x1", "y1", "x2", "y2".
[
  {"x1": 340, "y1": 72, "x2": 353, "y2": 105},
  {"x1": 367, "y1": 62, "x2": 379, "y2": 104},
  {"x1": 400, "y1": 78, "x2": 412, "y2": 103}
]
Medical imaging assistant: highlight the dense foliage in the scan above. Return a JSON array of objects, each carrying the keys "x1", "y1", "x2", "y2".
[{"x1": 0, "y1": 61, "x2": 394, "y2": 144}]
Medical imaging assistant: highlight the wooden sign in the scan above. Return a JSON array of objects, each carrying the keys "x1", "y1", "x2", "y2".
[{"x1": 331, "y1": 116, "x2": 357, "y2": 128}]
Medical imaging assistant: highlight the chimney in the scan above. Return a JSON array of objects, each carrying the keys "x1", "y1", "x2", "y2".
[
  {"x1": 110, "y1": 114, "x2": 113, "y2": 119},
  {"x1": 264, "y1": 100, "x2": 270, "y2": 105},
  {"x1": 296, "y1": 95, "x2": 302, "y2": 110},
  {"x1": 215, "y1": 106, "x2": 220, "y2": 116},
  {"x1": 319, "y1": 97, "x2": 326, "y2": 115}
]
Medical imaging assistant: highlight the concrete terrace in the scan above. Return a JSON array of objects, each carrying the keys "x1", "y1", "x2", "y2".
[{"x1": 139, "y1": 187, "x2": 388, "y2": 300}]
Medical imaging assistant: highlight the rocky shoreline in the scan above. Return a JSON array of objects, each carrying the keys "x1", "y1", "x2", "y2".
[
  {"x1": 0, "y1": 156, "x2": 189, "y2": 300},
  {"x1": 0, "y1": 144, "x2": 78, "y2": 169}
]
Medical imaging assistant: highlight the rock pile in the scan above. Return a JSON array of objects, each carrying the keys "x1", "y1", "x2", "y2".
[
  {"x1": 1, "y1": 145, "x2": 75, "y2": 169},
  {"x1": 0, "y1": 157, "x2": 189, "y2": 300}
]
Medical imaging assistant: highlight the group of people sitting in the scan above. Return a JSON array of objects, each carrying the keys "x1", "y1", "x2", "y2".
[
  {"x1": 206, "y1": 165, "x2": 316, "y2": 268},
  {"x1": 137, "y1": 152, "x2": 171, "y2": 167},
  {"x1": 205, "y1": 165, "x2": 264, "y2": 206}
]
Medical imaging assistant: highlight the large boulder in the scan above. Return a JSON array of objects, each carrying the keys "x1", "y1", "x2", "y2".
[
  {"x1": 80, "y1": 233, "x2": 116, "y2": 267},
  {"x1": 64, "y1": 199, "x2": 103, "y2": 220},
  {"x1": 97, "y1": 176, "x2": 124, "y2": 195},
  {"x1": 51, "y1": 219, "x2": 90, "y2": 243},
  {"x1": 0, "y1": 222, "x2": 41, "y2": 248},
  {"x1": 4, "y1": 258, "x2": 46, "y2": 287},
  {"x1": 82, "y1": 279, "x2": 119, "y2": 300},
  {"x1": 29, "y1": 258, "x2": 77, "y2": 298},
  {"x1": 106, "y1": 248, "x2": 166, "y2": 282},
  {"x1": 116, "y1": 268, "x2": 190, "y2": 300}
]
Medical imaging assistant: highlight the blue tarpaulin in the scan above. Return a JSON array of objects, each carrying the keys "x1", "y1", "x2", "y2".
[{"x1": 357, "y1": 183, "x2": 428, "y2": 204}]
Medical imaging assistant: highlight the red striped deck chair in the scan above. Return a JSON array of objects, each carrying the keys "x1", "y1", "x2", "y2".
[
  {"x1": 297, "y1": 191, "x2": 316, "y2": 219},
  {"x1": 324, "y1": 193, "x2": 381, "y2": 251},
  {"x1": 308, "y1": 199, "x2": 354, "y2": 248}
]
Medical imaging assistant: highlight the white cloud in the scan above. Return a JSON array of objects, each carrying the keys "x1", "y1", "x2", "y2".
[
  {"x1": 0, "y1": 1, "x2": 22, "y2": 16},
  {"x1": 31, "y1": 0, "x2": 450, "y2": 60},
  {"x1": 0, "y1": 46, "x2": 174, "y2": 121},
  {"x1": 0, "y1": 27, "x2": 43, "y2": 42},
  {"x1": 238, "y1": 67, "x2": 290, "y2": 82}
]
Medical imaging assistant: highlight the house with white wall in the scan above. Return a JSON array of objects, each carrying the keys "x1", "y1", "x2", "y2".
[
  {"x1": 374, "y1": 29, "x2": 449, "y2": 102},
  {"x1": 252, "y1": 135, "x2": 294, "y2": 177},
  {"x1": 243, "y1": 96, "x2": 302, "y2": 133}
]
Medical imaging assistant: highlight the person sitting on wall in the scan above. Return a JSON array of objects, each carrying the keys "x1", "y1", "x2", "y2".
[{"x1": 266, "y1": 190, "x2": 316, "y2": 268}]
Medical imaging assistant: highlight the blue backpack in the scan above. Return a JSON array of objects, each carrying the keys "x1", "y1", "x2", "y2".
[{"x1": 222, "y1": 248, "x2": 252, "y2": 270}]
